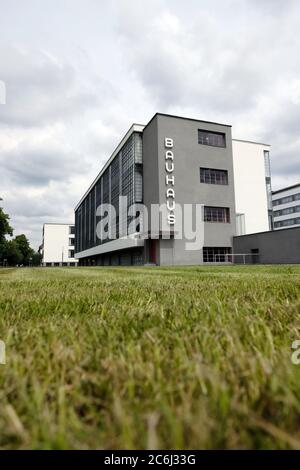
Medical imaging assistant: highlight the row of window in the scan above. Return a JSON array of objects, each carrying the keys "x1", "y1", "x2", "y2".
[
  {"x1": 78, "y1": 248, "x2": 232, "y2": 265},
  {"x1": 198, "y1": 130, "x2": 226, "y2": 148},
  {"x1": 273, "y1": 192, "x2": 300, "y2": 206},
  {"x1": 273, "y1": 205, "x2": 300, "y2": 217},
  {"x1": 200, "y1": 167, "x2": 228, "y2": 185},
  {"x1": 274, "y1": 218, "x2": 300, "y2": 228},
  {"x1": 45, "y1": 262, "x2": 77, "y2": 267},
  {"x1": 203, "y1": 247, "x2": 232, "y2": 263},
  {"x1": 79, "y1": 250, "x2": 144, "y2": 267},
  {"x1": 75, "y1": 133, "x2": 143, "y2": 253}
]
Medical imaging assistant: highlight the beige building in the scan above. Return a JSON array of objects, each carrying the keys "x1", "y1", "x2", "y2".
[{"x1": 41, "y1": 223, "x2": 78, "y2": 267}]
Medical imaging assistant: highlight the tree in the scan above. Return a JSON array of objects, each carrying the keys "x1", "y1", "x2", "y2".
[
  {"x1": 0, "y1": 198, "x2": 41, "y2": 267},
  {"x1": 4, "y1": 240, "x2": 23, "y2": 266},
  {"x1": 0, "y1": 198, "x2": 13, "y2": 263},
  {"x1": 31, "y1": 251, "x2": 42, "y2": 266},
  {"x1": 14, "y1": 234, "x2": 34, "y2": 265},
  {"x1": 0, "y1": 198, "x2": 13, "y2": 241}
]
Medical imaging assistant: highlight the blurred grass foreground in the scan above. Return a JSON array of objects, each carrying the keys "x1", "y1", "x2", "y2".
[{"x1": 0, "y1": 265, "x2": 300, "y2": 449}]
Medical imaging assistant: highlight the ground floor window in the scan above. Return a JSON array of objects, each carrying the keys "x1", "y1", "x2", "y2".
[
  {"x1": 132, "y1": 251, "x2": 143, "y2": 265},
  {"x1": 203, "y1": 247, "x2": 232, "y2": 263}
]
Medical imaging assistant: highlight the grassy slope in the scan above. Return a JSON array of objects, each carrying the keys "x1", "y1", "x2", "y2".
[{"x1": 0, "y1": 265, "x2": 300, "y2": 449}]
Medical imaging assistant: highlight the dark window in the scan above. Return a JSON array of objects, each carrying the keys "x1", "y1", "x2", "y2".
[
  {"x1": 203, "y1": 247, "x2": 232, "y2": 263},
  {"x1": 204, "y1": 206, "x2": 230, "y2": 223},
  {"x1": 273, "y1": 193, "x2": 300, "y2": 206},
  {"x1": 90, "y1": 186, "x2": 95, "y2": 245},
  {"x1": 95, "y1": 179, "x2": 102, "y2": 246},
  {"x1": 69, "y1": 238, "x2": 74, "y2": 246},
  {"x1": 111, "y1": 154, "x2": 120, "y2": 239},
  {"x1": 200, "y1": 167, "x2": 228, "y2": 185},
  {"x1": 198, "y1": 129, "x2": 226, "y2": 148},
  {"x1": 75, "y1": 206, "x2": 81, "y2": 253},
  {"x1": 251, "y1": 248, "x2": 259, "y2": 264},
  {"x1": 69, "y1": 250, "x2": 75, "y2": 258},
  {"x1": 135, "y1": 164, "x2": 143, "y2": 202},
  {"x1": 132, "y1": 251, "x2": 144, "y2": 265},
  {"x1": 273, "y1": 205, "x2": 300, "y2": 217},
  {"x1": 69, "y1": 226, "x2": 75, "y2": 235},
  {"x1": 274, "y1": 218, "x2": 300, "y2": 228}
]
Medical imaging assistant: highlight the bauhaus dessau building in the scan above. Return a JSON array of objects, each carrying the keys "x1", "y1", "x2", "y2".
[{"x1": 75, "y1": 113, "x2": 272, "y2": 266}]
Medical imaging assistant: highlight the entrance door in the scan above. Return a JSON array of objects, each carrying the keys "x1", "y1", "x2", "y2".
[
  {"x1": 251, "y1": 248, "x2": 259, "y2": 264},
  {"x1": 149, "y1": 240, "x2": 157, "y2": 264}
]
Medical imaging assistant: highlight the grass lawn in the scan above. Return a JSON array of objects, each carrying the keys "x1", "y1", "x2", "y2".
[{"x1": 1, "y1": 265, "x2": 300, "y2": 449}]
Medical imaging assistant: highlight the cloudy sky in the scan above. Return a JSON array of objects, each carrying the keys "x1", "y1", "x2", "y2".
[{"x1": 0, "y1": 0, "x2": 300, "y2": 248}]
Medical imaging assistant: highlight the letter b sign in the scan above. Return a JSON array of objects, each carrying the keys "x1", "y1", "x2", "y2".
[{"x1": 165, "y1": 138, "x2": 173, "y2": 148}]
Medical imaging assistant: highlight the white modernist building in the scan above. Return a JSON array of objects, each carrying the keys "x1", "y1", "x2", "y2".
[
  {"x1": 41, "y1": 223, "x2": 78, "y2": 267},
  {"x1": 272, "y1": 183, "x2": 300, "y2": 230},
  {"x1": 74, "y1": 113, "x2": 273, "y2": 266},
  {"x1": 232, "y1": 139, "x2": 273, "y2": 235}
]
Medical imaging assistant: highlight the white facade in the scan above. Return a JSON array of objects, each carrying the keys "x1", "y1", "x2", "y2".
[
  {"x1": 232, "y1": 139, "x2": 271, "y2": 235},
  {"x1": 42, "y1": 223, "x2": 78, "y2": 266},
  {"x1": 272, "y1": 184, "x2": 300, "y2": 230}
]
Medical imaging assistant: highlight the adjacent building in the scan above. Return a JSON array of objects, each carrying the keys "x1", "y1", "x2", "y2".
[
  {"x1": 232, "y1": 139, "x2": 273, "y2": 234},
  {"x1": 272, "y1": 183, "x2": 300, "y2": 230},
  {"x1": 74, "y1": 113, "x2": 272, "y2": 266},
  {"x1": 41, "y1": 223, "x2": 78, "y2": 267},
  {"x1": 233, "y1": 226, "x2": 300, "y2": 264}
]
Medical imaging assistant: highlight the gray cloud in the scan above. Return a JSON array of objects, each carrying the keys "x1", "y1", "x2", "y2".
[
  {"x1": 0, "y1": 145, "x2": 86, "y2": 186},
  {"x1": 0, "y1": 45, "x2": 102, "y2": 127},
  {"x1": 116, "y1": 1, "x2": 300, "y2": 114},
  {"x1": 250, "y1": 0, "x2": 298, "y2": 14}
]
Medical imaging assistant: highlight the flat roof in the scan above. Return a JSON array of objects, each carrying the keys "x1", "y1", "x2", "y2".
[
  {"x1": 233, "y1": 225, "x2": 300, "y2": 238},
  {"x1": 232, "y1": 138, "x2": 271, "y2": 147},
  {"x1": 43, "y1": 223, "x2": 74, "y2": 226},
  {"x1": 234, "y1": 225, "x2": 300, "y2": 238},
  {"x1": 144, "y1": 112, "x2": 232, "y2": 129},
  {"x1": 272, "y1": 182, "x2": 300, "y2": 195}
]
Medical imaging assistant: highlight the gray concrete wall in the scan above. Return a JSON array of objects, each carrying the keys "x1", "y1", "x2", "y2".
[
  {"x1": 143, "y1": 114, "x2": 236, "y2": 265},
  {"x1": 233, "y1": 227, "x2": 300, "y2": 264}
]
